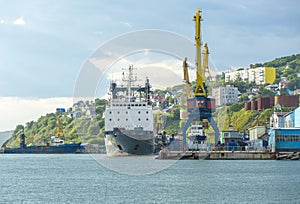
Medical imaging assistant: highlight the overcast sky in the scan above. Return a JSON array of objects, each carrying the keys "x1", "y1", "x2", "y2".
[{"x1": 0, "y1": 0, "x2": 299, "y2": 130}]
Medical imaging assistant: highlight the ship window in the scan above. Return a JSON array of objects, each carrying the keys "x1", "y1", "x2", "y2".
[
  {"x1": 139, "y1": 104, "x2": 142, "y2": 106},
  {"x1": 131, "y1": 104, "x2": 134, "y2": 106},
  {"x1": 118, "y1": 111, "x2": 120, "y2": 114},
  {"x1": 126, "y1": 111, "x2": 128, "y2": 114},
  {"x1": 117, "y1": 119, "x2": 120, "y2": 121},
  {"x1": 143, "y1": 104, "x2": 146, "y2": 106},
  {"x1": 146, "y1": 111, "x2": 148, "y2": 114},
  {"x1": 109, "y1": 119, "x2": 112, "y2": 121},
  {"x1": 126, "y1": 118, "x2": 128, "y2": 121},
  {"x1": 128, "y1": 104, "x2": 130, "y2": 106},
  {"x1": 120, "y1": 104, "x2": 123, "y2": 106},
  {"x1": 138, "y1": 118, "x2": 141, "y2": 121},
  {"x1": 109, "y1": 111, "x2": 112, "y2": 114},
  {"x1": 138, "y1": 111, "x2": 140, "y2": 114},
  {"x1": 135, "y1": 104, "x2": 138, "y2": 106},
  {"x1": 146, "y1": 118, "x2": 149, "y2": 121}
]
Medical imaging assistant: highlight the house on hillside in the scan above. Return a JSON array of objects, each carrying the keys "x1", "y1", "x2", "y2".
[
  {"x1": 270, "y1": 112, "x2": 288, "y2": 128},
  {"x1": 71, "y1": 101, "x2": 96, "y2": 119}
]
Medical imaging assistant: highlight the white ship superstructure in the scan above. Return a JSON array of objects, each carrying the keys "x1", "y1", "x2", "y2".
[
  {"x1": 187, "y1": 124, "x2": 208, "y2": 151},
  {"x1": 104, "y1": 65, "x2": 154, "y2": 155}
]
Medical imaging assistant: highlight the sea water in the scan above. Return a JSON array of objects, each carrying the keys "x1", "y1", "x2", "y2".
[{"x1": 0, "y1": 154, "x2": 299, "y2": 204}]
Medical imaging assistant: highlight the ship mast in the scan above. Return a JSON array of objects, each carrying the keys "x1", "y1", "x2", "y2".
[{"x1": 122, "y1": 65, "x2": 137, "y2": 99}]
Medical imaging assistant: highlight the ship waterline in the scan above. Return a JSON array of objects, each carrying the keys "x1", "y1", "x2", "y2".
[{"x1": 105, "y1": 130, "x2": 154, "y2": 155}]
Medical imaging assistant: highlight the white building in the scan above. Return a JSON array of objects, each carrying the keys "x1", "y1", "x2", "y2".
[
  {"x1": 248, "y1": 126, "x2": 266, "y2": 141},
  {"x1": 71, "y1": 102, "x2": 96, "y2": 119},
  {"x1": 211, "y1": 85, "x2": 239, "y2": 106},
  {"x1": 225, "y1": 67, "x2": 276, "y2": 85},
  {"x1": 283, "y1": 107, "x2": 300, "y2": 128},
  {"x1": 270, "y1": 112, "x2": 288, "y2": 128}
]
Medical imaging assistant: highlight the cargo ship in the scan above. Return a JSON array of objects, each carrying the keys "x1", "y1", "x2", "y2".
[
  {"x1": 104, "y1": 65, "x2": 154, "y2": 155},
  {"x1": 2, "y1": 119, "x2": 82, "y2": 154}
]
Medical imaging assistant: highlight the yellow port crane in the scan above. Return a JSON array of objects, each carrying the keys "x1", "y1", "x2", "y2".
[
  {"x1": 57, "y1": 117, "x2": 63, "y2": 138},
  {"x1": 182, "y1": 8, "x2": 220, "y2": 146}
]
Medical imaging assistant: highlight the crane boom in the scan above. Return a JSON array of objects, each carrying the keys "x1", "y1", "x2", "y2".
[
  {"x1": 202, "y1": 43, "x2": 212, "y2": 81},
  {"x1": 194, "y1": 8, "x2": 207, "y2": 97},
  {"x1": 182, "y1": 57, "x2": 192, "y2": 98}
]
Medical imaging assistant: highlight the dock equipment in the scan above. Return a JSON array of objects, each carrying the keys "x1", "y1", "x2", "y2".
[{"x1": 182, "y1": 8, "x2": 220, "y2": 147}]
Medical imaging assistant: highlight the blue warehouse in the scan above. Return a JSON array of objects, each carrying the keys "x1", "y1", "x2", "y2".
[{"x1": 269, "y1": 128, "x2": 300, "y2": 152}]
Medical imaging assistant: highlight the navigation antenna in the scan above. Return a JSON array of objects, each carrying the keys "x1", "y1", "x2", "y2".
[{"x1": 122, "y1": 65, "x2": 137, "y2": 97}]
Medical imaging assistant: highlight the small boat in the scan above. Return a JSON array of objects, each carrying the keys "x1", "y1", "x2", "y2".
[{"x1": 187, "y1": 124, "x2": 208, "y2": 151}]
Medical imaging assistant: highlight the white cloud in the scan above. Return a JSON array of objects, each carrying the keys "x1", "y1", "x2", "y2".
[
  {"x1": 13, "y1": 16, "x2": 25, "y2": 25},
  {"x1": 120, "y1": 21, "x2": 133, "y2": 28},
  {"x1": 0, "y1": 97, "x2": 73, "y2": 131},
  {"x1": 0, "y1": 19, "x2": 7, "y2": 24},
  {"x1": 92, "y1": 52, "x2": 188, "y2": 98}
]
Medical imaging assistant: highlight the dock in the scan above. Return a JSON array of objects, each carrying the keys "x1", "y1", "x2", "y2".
[{"x1": 158, "y1": 150, "x2": 277, "y2": 160}]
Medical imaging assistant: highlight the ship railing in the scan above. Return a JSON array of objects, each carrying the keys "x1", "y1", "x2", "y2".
[
  {"x1": 110, "y1": 102, "x2": 148, "y2": 107},
  {"x1": 212, "y1": 145, "x2": 271, "y2": 152}
]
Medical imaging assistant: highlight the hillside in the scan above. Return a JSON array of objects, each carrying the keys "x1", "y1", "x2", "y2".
[
  {"x1": 6, "y1": 53, "x2": 300, "y2": 147},
  {"x1": 253, "y1": 54, "x2": 300, "y2": 89},
  {"x1": 6, "y1": 99, "x2": 107, "y2": 148}
]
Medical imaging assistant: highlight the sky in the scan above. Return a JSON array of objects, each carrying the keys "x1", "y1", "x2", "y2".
[{"x1": 0, "y1": 0, "x2": 299, "y2": 131}]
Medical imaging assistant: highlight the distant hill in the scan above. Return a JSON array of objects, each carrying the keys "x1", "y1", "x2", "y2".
[
  {"x1": 253, "y1": 54, "x2": 300, "y2": 70},
  {"x1": 0, "y1": 130, "x2": 13, "y2": 147}
]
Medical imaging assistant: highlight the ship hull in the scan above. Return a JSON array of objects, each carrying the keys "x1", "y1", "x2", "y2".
[
  {"x1": 105, "y1": 129, "x2": 154, "y2": 155},
  {"x1": 3, "y1": 143, "x2": 81, "y2": 154}
]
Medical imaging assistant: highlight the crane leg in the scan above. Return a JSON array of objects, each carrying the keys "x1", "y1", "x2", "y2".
[
  {"x1": 208, "y1": 117, "x2": 220, "y2": 145},
  {"x1": 182, "y1": 116, "x2": 194, "y2": 151}
]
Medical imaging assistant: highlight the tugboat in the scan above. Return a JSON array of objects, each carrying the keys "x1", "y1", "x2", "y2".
[{"x1": 104, "y1": 65, "x2": 154, "y2": 155}]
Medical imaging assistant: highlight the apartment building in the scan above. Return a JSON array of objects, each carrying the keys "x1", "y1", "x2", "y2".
[
  {"x1": 225, "y1": 67, "x2": 276, "y2": 85},
  {"x1": 211, "y1": 85, "x2": 239, "y2": 106}
]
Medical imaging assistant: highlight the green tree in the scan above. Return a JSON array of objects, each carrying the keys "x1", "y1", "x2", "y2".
[
  {"x1": 288, "y1": 78, "x2": 300, "y2": 90},
  {"x1": 257, "y1": 87, "x2": 276, "y2": 97},
  {"x1": 229, "y1": 102, "x2": 244, "y2": 112},
  {"x1": 13, "y1": 124, "x2": 24, "y2": 135},
  {"x1": 239, "y1": 93, "x2": 249, "y2": 102}
]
